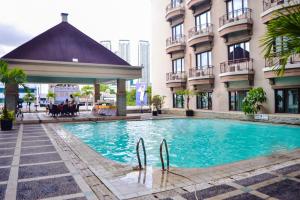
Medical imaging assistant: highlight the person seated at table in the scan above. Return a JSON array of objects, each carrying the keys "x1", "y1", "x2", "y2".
[
  {"x1": 58, "y1": 102, "x2": 64, "y2": 112},
  {"x1": 64, "y1": 99, "x2": 69, "y2": 105},
  {"x1": 69, "y1": 94, "x2": 75, "y2": 105}
]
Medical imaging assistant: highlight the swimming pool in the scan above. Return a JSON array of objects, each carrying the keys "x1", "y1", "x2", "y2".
[{"x1": 63, "y1": 119, "x2": 300, "y2": 168}]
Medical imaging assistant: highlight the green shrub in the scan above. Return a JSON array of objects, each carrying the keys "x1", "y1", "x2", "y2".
[
  {"x1": 242, "y1": 87, "x2": 267, "y2": 115},
  {"x1": 0, "y1": 108, "x2": 15, "y2": 121}
]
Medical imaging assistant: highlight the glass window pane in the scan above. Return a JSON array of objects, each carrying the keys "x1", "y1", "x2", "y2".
[
  {"x1": 275, "y1": 90, "x2": 284, "y2": 113},
  {"x1": 236, "y1": 91, "x2": 247, "y2": 111},
  {"x1": 229, "y1": 92, "x2": 235, "y2": 111},
  {"x1": 287, "y1": 89, "x2": 299, "y2": 113},
  {"x1": 201, "y1": 53, "x2": 207, "y2": 68}
]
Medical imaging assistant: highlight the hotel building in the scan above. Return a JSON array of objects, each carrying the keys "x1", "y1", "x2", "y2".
[{"x1": 151, "y1": 0, "x2": 300, "y2": 114}]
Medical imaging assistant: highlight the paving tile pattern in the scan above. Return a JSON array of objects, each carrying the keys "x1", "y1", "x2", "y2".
[
  {"x1": 0, "y1": 168, "x2": 10, "y2": 182},
  {"x1": 17, "y1": 176, "x2": 81, "y2": 199},
  {"x1": 0, "y1": 124, "x2": 96, "y2": 200},
  {"x1": 234, "y1": 173, "x2": 277, "y2": 187},
  {"x1": 0, "y1": 184, "x2": 6, "y2": 200}
]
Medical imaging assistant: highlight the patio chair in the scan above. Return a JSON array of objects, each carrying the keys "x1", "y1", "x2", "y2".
[
  {"x1": 61, "y1": 104, "x2": 70, "y2": 116},
  {"x1": 50, "y1": 105, "x2": 59, "y2": 117}
]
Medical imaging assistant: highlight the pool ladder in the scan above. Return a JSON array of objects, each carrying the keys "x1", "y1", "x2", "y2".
[
  {"x1": 136, "y1": 138, "x2": 147, "y2": 169},
  {"x1": 136, "y1": 138, "x2": 170, "y2": 171},
  {"x1": 160, "y1": 139, "x2": 170, "y2": 171}
]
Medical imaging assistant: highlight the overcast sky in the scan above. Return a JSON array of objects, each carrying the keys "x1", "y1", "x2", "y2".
[{"x1": 0, "y1": 0, "x2": 151, "y2": 61}]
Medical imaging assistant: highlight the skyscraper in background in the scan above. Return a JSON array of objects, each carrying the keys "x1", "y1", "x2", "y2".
[
  {"x1": 138, "y1": 40, "x2": 150, "y2": 86},
  {"x1": 118, "y1": 40, "x2": 130, "y2": 64},
  {"x1": 100, "y1": 40, "x2": 112, "y2": 51}
]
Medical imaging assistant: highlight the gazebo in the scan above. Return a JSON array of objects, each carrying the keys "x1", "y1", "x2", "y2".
[{"x1": 1, "y1": 13, "x2": 142, "y2": 116}]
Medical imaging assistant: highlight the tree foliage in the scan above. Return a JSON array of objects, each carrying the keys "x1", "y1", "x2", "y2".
[
  {"x1": 176, "y1": 89, "x2": 195, "y2": 110},
  {"x1": 261, "y1": 6, "x2": 300, "y2": 76},
  {"x1": 126, "y1": 89, "x2": 136, "y2": 106},
  {"x1": 242, "y1": 87, "x2": 267, "y2": 115},
  {"x1": 46, "y1": 91, "x2": 56, "y2": 102},
  {"x1": 0, "y1": 60, "x2": 27, "y2": 120}
]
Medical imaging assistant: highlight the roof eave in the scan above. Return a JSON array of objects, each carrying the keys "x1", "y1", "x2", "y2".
[{"x1": 2, "y1": 58, "x2": 143, "y2": 70}]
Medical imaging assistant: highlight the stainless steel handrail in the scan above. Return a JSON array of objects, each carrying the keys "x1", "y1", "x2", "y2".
[
  {"x1": 160, "y1": 139, "x2": 170, "y2": 171},
  {"x1": 136, "y1": 138, "x2": 147, "y2": 169}
]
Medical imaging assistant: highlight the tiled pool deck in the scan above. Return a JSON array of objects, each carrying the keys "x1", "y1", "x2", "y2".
[
  {"x1": 1, "y1": 120, "x2": 299, "y2": 200},
  {"x1": 0, "y1": 124, "x2": 97, "y2": 200}
]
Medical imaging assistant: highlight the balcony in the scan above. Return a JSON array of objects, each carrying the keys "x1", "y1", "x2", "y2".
[
  {"x1": 187, "y1": 24, "x2": 213, "y2": 48},
  {"x1": 166, "y1": 2, "x2": 185, "y2": 22},
  {"x1": 219, "y1": 58, "x2": 254, "y2": 84},
  {"x1": 264, "y1": 54, "x2": 300, "y2": 79},
  {"x1": 186, "y1": 0, "x2": 210, "y2": 10},
  {"x1": 166, "y1": 71, "x2": 187, "y2": 88},
  {"x1": 166, "y1": 35, "x2": 186, "y2": 54},
  {"x1": 261, "y1": 0, "x2": 300, "y2": 23},
  {"x1": 188, "y1": 66, "x2": 214, "y2": 86},
  {"x1": 218, "y1": 8, "x2": 253, "y2": 38}
]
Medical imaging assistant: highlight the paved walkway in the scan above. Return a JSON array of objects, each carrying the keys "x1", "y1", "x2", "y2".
[
  {"x1": 0, "y1": 121, "x2": 299, "y2": 200},
  {"x1": 0, "y1": 124, "x2": 97, "y2": 200}
]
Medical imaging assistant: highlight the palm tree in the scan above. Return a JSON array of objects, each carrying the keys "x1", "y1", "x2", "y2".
[
  {"x1": 0, "y1": 60, "x2": 27, "y2": 111},
  {"x1": 261, "y1": 6, "x2": 300, "y2": 76},
  {"x1": 46, "y1": 91, "x2": 56, "y2": 103},
  {"x1": 23, "y1": 91, "x2": 35, "y2": 113},
  {"x1": 81, "y1": 85, "x2": 94, "y2": 110}
]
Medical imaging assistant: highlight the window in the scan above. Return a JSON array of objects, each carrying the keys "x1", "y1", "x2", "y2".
[
  {"x1": 227, "y1": 0, "x2": 248, "y2": 18},
  {"x1": 195, "y1": 11, "x2": 211, "y2": 31},
  {"x1": 196, "y1": 51, "x2": 212, "y2": 69},
  {"x1": 172, "y1": 58, "x2": 184, "y2": 73},
  {"x1": 273, "y1": 36, "x2": 288, "y2": 55},
  {"x1": 228, "y1": 42, "x2": 250, "y2": 61},
  {"x1": 173, "y1": 94, "x2": 184, "y2": 108},
  {"x1": 197, "y1": 92, "x2": 212, "y2": 110},
  {"x1": 171, "y1": 0, "x2": 183, "y2": 8},
  {"x1": 229, "y1": 90, "x2": 248, "y2": 111},
  {"x1": 275, "y1": 88, "x2": 300, "y2": 114},
  {"x1": 172, "y1": 23, "x2": 184, "y2": 40}
]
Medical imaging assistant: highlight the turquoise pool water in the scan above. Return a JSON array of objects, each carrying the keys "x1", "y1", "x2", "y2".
[{"x1": 63, "y1": 119, "x2": 300, "y2": 168}]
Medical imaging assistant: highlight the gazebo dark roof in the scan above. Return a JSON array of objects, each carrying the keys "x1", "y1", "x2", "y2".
[{"x1": 2, "y1": 20, "x2": 130, "y2": 66}]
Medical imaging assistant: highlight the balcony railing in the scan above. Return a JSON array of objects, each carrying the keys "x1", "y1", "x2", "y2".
[
  {"x1": 263, "y1": 0, "x2": 295, "y2": 11},
  {"x1": 189, "y1": 66, "x2": 214, "y2": 78},
  {"x1": 166, "y1": 35, "x2": 186, "y2": 47},
  {"x1": 265, "y1": 54, "x2": 300, "y2": 67},
  {"x1": 166, "y1": 71, "x2": 187, "y2": 82},
  {"x1": 188, "y1": 24, "x2": 213, "y2": 39},
  {"x1": 220, "y1": 58, "x2": 253, "y2": 74},
  {"x1": 219, "y1": 8, "x2": 252, "y2": 27},
  {"x1": 166, "y1": 1, "x2": 184, "y2": 13}
]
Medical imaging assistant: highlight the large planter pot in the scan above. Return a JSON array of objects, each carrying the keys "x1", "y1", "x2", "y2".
[
  {"x1": 152, "y1": 111, "x2": 158, "y2": 116},
  {"x1": 157, "y1": 110, "x2": 162, "y2": 114},
  {"x1": 186, "y1": 110, "x2": 194, "y2": 117},
  {"x1": 1, "y1": 119, "x2": 13, "y2": 131}
]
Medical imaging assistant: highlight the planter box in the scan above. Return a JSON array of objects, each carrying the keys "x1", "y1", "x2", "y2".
[
  {"x1": 152, "y1": 111, "x2": 158, "y2": 116},
  {"x1": 186, "y1": 110, "x2": 194, "y2": 117},
  {"x1": 1, "y1": 119, "x2": 13, "y2": 131}
]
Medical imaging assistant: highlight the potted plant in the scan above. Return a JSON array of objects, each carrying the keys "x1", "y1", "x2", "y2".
[
  {"x1": 151, "y1": 95, "x2": 161, "y2": 116},
  {"x1": 0, "y1": 109, "x2": 15, "y2": 131},
  {"x1": 157, "y1": 95, "x2": 165, "y2": 114},
  {"x1": 176, "y1": 89, "x2": 195, "y2": 117},
  {"x1": 242, "y1": 87, "x2": 267, "y2": 119},
  {"x1": 0, "y1": 60, "x2": 27, "y2": 131}
]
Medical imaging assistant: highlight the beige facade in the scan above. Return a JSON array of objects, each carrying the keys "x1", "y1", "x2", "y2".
[{"x1": 151, "y1": 0, "x2": 300, "y2": 114}]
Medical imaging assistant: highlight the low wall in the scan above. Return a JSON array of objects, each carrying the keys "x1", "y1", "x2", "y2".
[{"x1": 162, "y1": 109, "x2": 300, "y2": 125}]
